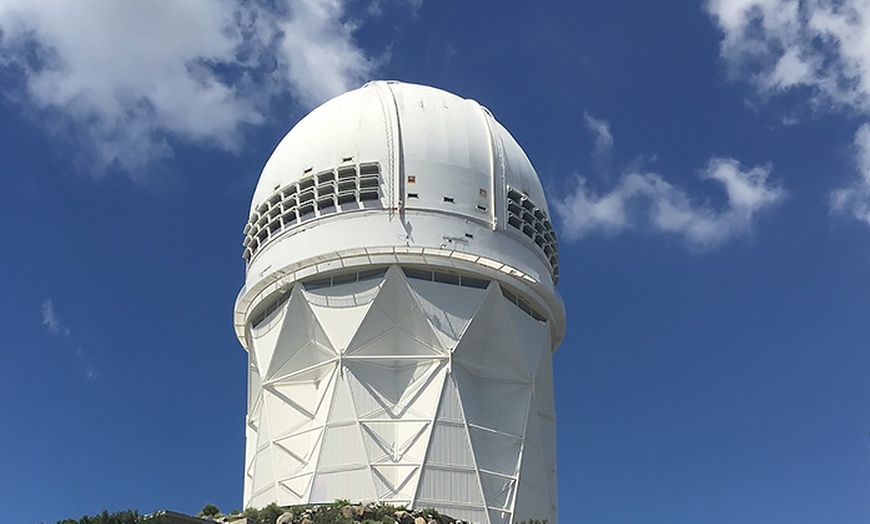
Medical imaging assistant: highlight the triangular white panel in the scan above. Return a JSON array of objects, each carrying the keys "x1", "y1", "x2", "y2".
[
  {"x1": 435, "y1": 373, "x2": 464, "y2": 423},
  {"x1": 328, "y1": 374, "x2": 358, "y2": 424},
  {"x1": 454, "y1": 284, "x2": 529, "y2": 381},
  {"x1": 250, "y1": 299, "x2": 287, "y2": 374},
  {"x1": 263, "y1": 387, "x2": 313, "y2": 440},
  {"x1": 407, "y1": 275, "x2": 486, "y2": 347},
  {"x1": 318, "y1": 423, "x2": 368, "y2": 469},
  {"x1": 272, "y1": 443, "x2": 304, "y2": 480},
  {"x1": 469, "y1": 427, "x2": 522, "y2": 477},
  {"x1": 275, "y1": 426, "x2": 323, "y2": 465},
  {"x1": 311, "y1": 468, "x2": 375, "y2": 503},
  {"x1": 395, "y1": 364, "x2": 446, "y2": 428},
  {"x1": 269, "y1": 361, "x2": 337, "y2": 416},
  {"x1": 480, "y1": 472, "x2": 515, "y2": 510},
  {"x1": 425, "y1": 422, "x2": 475, "y2": 468},
  {"x1": 256, "y1": 400, "x2": 273, "y2": 451},
  {"x1": 373, "y1": 266, "x2": 416, "y2": 324},
  {"x1": 361, "y1": 420, "x2": 429, "y2": 462},
  {"x1": 308, "y1": 301, "x2": 371, "y2": 353},
  {"x1": 267, "y1": 287, "x2": 336, "y2": 379},
  {"x1": 265, "y1": 288, "x2": 314, "y2": 378},
  {"x1": 346, "y1": 306, "x2": 395, "y2": 355},
  {"x1": 347, "y1": 359, "x2": 444, "y2": 420},
  {"x1": 279, "y1": 473, "x2": 312, "y2": 500},
  {"x1": 503, "y1": 298, "x2": 548, "y2": 377},
  {"x1": 373, "y1": 472, "x2": 393, "y2": 499},
  {"x1": 478, "y1": 387, "x2": 531, "y2": 438},
  {"x1": 271, "y1": 342, "x2": 336, "y2": 381},
  {"x1": 453, "y1": 364, "x2": 531, "y2": 437},
  {"x1": 349, "y1": 326, "x2": 441, "y2": 359},
  {"x1": 371, "y1": 464, "x2": 419, "y2": 498},
  {"x1": 361, "y1": 423, "x2": 392, "y2": 463},
  {"x1": 346, "y1": 360, "x2": 405, "y2": 408},
  {"x1": 397, "y1": 305, "x2": 445, "y2": 354},
  {"x1": 346, "y1": 361, "x2": 418, "y2": 410},
  {"x1": 252, "y1": 443, "x2": 276, "y2": 496},
  {"x1": 396, "y1": 328, "x2": 443, "y2": 357}
]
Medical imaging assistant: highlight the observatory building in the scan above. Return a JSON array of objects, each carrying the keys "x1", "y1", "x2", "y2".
[{"x1": 234, "y1": 81, "x2": 566, "y2": 524}]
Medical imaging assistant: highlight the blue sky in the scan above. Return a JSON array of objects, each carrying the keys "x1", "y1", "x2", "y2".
[{"x1": 1, "y1": 1, "x2": 869, "y2": 522}]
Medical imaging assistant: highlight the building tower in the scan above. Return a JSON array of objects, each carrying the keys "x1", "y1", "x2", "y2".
[{"x1": 234, "y1": 81, "x2": 566, "y2": 524}]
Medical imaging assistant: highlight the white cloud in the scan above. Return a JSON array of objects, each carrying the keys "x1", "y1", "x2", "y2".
[
  {"x1": 0, "y1": 0, "x2": 376, "y2": 173},
  {"x1": 41, "y1": 298, "x2": 68, "y2": 335},
  {"x1": 706, "y1": 0, "x2": 870, "y2": 228},
  {"x1": 706, "y1": 0, "x2": 870, "y2": 112},
  {"x1": 555, "y1": 158, "x2": 785, "y2": 248},
  {"x1": 584, "y1": 113, "x2": 613, "y2": 157},
  {"x1": 830, "y1": 124, "x2": 870, "y2": 224},
  {"x1": 272, "y1": 0, "x2": 373, "y2": 108}
]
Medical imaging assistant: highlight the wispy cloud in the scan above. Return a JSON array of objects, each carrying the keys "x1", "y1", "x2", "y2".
[
  {"x1": 584, "y1": 113, "x2": 614, "y2": 158},
  {"x1": 41, "y1": 298, "x2": 69, "y2": 336},
  {"x1": 705, "y1": 0, "x2": 870, "y2": 228},
  {"x1": 40, "y1": 298, "x2": 97, "y2": 380},
  {"x1": 555, "y1": 158, "x2": 785, "y2": 248},
  {"x1": 0, "y1": 0, "x2": 378, "y2": 175},
  {"x1": 830, "y1": 124, "x2": 870, "y2": 225},
  {"x1": 706, "y1": 0, "x2": 870, "y2": 113}
]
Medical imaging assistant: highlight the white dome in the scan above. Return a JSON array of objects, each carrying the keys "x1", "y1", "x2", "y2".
[
  {"x1": 251, "y1": 81, "x2": 549, "y2": 216},
  {"x1": 242, "y1": 81, "x2": 559, "y2": 287},
  {"x1": 239, "y1": 80, "x2": 562, "y2": 328}
]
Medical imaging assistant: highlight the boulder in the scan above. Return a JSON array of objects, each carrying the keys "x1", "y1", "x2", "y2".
[{"x1": 341, "y1": 505, "x2": 360, "y2": 520}]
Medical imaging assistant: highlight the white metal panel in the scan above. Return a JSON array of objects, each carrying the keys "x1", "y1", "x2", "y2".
[
  {"x1": 311, "y1": 468, "x2": 375, "y2": 502},
  {"x1": 416, "y1": 467, "x2": 483, "y2": 505},
  {"x1": 406, "y1": 277, "x2": 486, "y2": 347},
  {"x1": 318, "y1": 423, "x2": 368, "y2": 469},
  {"x1": 468, "y1": 427, "x2": 522, "y2": 476},
  {"x1": 250, "y1": 300, "x2": 287, "y2": 372},
  {"x1": 453, "y1": 285, "x2": 529, "y2": 382},
  {"x1": 504, "y1": 298, "x2": 548, "y2": 377}
]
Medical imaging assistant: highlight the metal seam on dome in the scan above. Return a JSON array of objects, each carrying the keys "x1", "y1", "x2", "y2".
[
  {"x1": 473, "y1": 99, "x2": 499, "y2": 232},
  {"x1": 372, "y1": 81, "x2": 402, "y2": 219}
]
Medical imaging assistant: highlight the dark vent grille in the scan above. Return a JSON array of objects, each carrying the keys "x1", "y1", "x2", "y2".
[
  {"x1": 506, "y1": 187, "x2": 560, "y2": 283},
  {"x1": 243, "y1": 163, "x2": 381, "y2": 262}
]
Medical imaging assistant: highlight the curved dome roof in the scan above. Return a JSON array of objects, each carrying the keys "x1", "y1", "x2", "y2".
[{"x1": 251, "y1": 81, "x2": 548, "y2": 216}]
